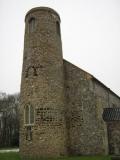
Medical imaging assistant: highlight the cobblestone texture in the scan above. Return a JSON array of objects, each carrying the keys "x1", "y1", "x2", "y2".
[{"x1": 20, "y1": 7, "x2": 120, "y2": 158}]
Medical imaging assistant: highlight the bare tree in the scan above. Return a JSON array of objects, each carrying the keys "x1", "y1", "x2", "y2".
[{"x1": 0, "y1": 93, "x2": 19, "y2": 148}]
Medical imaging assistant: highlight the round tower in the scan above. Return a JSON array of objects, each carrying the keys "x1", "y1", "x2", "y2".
[{"x1": 20, "y1": 7, "x2": 67, "y2": 158}]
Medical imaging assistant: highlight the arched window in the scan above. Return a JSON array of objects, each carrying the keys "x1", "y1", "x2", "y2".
[
  {"x1": 56, "y1": 21, "x2": 60, "y2": 36},
  {"x1": 30, "y1": 105, "x2": 34, "y2": 124},
  {"x1": 25, "y1": 105, "x2": 29, "y2": 124},
  {"x1": 28, "y1": 17, "x2": 36, "y2": 33},
  {"x1": 24, "y1": 105, "x2": 34, "y2": 125},
  {"x1": 25, "y1": 66, "x2": 37, "y2": 78}
]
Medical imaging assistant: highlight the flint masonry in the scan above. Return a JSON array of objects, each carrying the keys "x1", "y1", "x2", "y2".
[{"x1": 20, "y1": 7, "x2": 120, "y2": 158}]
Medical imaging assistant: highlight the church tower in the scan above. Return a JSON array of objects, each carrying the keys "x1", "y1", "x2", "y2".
[{"x1": 19, "y1": 7, "x2": 67, "y2": 158}]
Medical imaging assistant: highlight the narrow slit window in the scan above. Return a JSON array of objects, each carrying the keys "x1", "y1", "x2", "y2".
[
  {"x1": 28, "y1": 17, "x2": 36, "y2": 33},
  {"x1": 25, "y1": 106, "x2": 29, "y2": 124},
  {"x1": 56, "y1": 21, "x2": 60, "y2": 36},
  {"x1": 26, "y1": 126, "x2": 32, "y2": 141},
  {"x1": 0, "y1": 120, "x2": 1, "y2": 129},
  {"x1": 30, "y1": 106, "x2": 34, "y2": 124}
]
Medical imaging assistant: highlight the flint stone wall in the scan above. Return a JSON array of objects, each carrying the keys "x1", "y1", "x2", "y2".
[
  {"x1": 20, "y1": 7, "x2": 120, "y2": 158},
  {"x1": 64, "y1": 60, "x2": 120, "y2": 155}
]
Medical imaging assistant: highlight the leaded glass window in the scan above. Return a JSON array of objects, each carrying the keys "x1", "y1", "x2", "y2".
[{"x1": 24, "y1": 105, "x2": 34, "y2": 125}]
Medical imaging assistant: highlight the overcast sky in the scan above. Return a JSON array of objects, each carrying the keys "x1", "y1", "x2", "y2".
[{"x1": 0, "y1": 0, "x2": 120, "y2": 96}]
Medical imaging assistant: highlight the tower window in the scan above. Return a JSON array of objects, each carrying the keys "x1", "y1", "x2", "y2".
[
  {"x1": 24, "y1": 105, "x2": 34, "y2": 125},
  {"x1": 26, "y1": 126, "x2": 32, "y2": 141},
  {"x1": 28, "y1": 17, "x2": 36, "y2": 33},
  {"x1": 25, "y1": 66, "x2": 37, "y2": 78},
  {"x1": 56, "y1": 21, "x2": 60, "y2": 36},
  {"x1": 0, "y1": 120, "x2": 1, "y2": 129}
]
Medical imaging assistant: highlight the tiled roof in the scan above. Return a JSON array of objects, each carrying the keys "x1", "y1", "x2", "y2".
[{"x1": 103, "y1": 108, "x2": 120, "y2": 121}]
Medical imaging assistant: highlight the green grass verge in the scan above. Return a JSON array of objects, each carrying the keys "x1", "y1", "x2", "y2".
[
  {"x1": 0, "y1": 152, "x2": 21, "y2": 160},
  {"x1": 0, "y1": 152, "x2": 112, "y2": 160}
]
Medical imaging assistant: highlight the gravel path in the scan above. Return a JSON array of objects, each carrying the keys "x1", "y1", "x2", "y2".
[{"x1": 0, "y1": 148, "x2": 19, "y2": 153}]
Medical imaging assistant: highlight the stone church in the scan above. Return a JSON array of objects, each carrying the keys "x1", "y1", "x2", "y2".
[{"x1": 19, "y1": 7, "x2": 120, "y2": 158}]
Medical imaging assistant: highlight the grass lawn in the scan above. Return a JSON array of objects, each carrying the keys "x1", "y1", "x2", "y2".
[
  {"x1": 0, "y1": 152, "x2": 21, "y2": 160},
  {"x1": 0, "y1": 152, "x2": 112, "y2": 160}
]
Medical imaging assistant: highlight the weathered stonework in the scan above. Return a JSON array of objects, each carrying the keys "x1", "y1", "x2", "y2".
[
  {"x1": 20, "y1": 7, "x2": 120, "y2": 158},
  {"x1": 107, "y1": 122, "x2": 120, "y2": 155},
  {"x1": 20, "y1": 7, "x2": 67, "y2": 158}
]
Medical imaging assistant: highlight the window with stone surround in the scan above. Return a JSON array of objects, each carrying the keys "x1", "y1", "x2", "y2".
[
  {"x1": 28, "y1": 17, "x2": 36, "y2": 33},
  {"x1": 24, "y1": 105, "x2": 34, "y2": 125}
]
